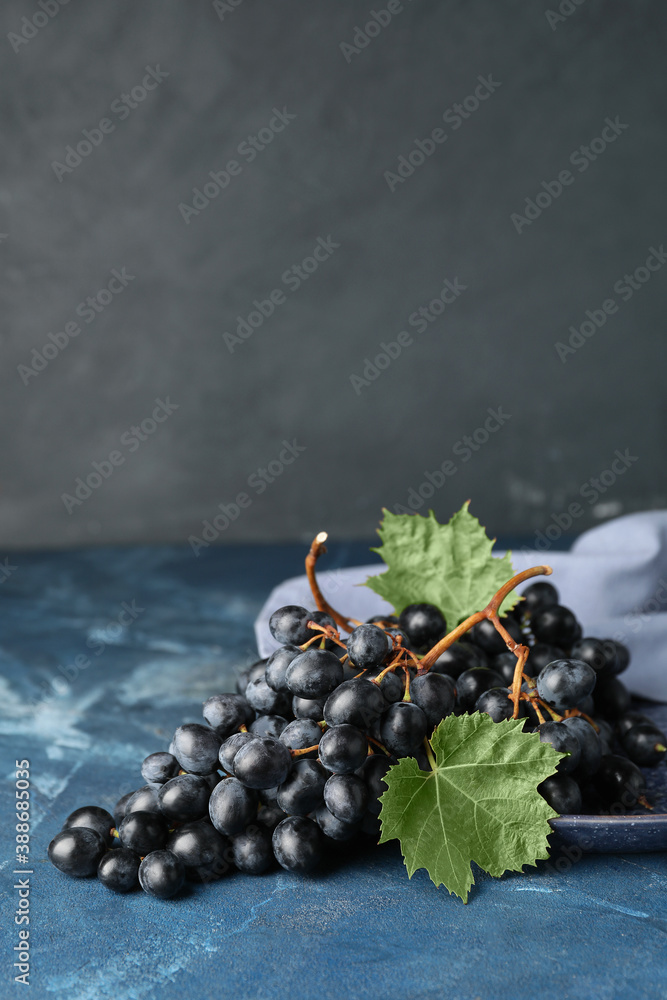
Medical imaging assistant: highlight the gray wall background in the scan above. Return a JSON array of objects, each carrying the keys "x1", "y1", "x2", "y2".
[{"x1": 2, "y1": 0, "x2": 666, "y2": 549}]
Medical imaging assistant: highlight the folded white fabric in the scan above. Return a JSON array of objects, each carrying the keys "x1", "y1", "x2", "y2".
[{"x1": 254, "y1": 511, "x2": 667, "y2": 702}]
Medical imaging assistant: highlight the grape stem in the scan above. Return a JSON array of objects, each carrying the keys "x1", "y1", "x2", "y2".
[
  {"x1": 417, "y1": 564, "x2": 553, "y2": 719},
  {"x1": 423, "y1": 738, "x2": 437, "y2": 771},
  {"x1": 305, "y1": 532, "x2": 363, "y2": 633}
]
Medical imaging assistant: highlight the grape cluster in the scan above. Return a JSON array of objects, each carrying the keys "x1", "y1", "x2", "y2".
[{"x1": 48, "y1": 583, "x2": 664, "y2": 898}]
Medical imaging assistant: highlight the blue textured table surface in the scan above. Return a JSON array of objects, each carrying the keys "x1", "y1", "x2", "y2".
[{"x1": 1, "y1": 543, "x2": 666, "y2": 1000}]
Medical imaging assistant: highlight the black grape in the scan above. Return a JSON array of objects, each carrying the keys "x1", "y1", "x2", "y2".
[
  {"x1": 531, "y1": 605, "x2": 580, "y2": 647},
  {"x1": 380, "y1": 702, "x2": 428, "y2": 756},
  {"x1": 410, "y1": 673, "x2": 456, "y2": 730},
  {"x1": 475, "y1": 687, "x2": 516, "y2": 723},
  {"x1": 48, "y1": 828, "x2": 107, "y2": 878},
  {"x1": 167, "y1": 820, "x2": 231, "y2": 882},
  {"x1": 265, "y1": 645, "x2": 302, "y2": 692},
  {"x1": 521, "y1": 581, "x2": 559, "y2": 616},
  {"x1": 398, "y1": 603, "x2": 447, "y2": 650},
  {"x1": 536, "y1": 659, "x2": 596, "y2": 712},
  {"x1": 219, "y1": 732, "x2": 257, "y2": 774},
  {"x1": 285, "y1": 649, "x2": 344, "y2": 699},
  {"x1": 170, "y1": 723, "x2": 222, "y2": 775},
  {"x1": 63, "y1": 805, "x2": 114, "y2": 846},
  {"x1": 346, "y1": 623, "x2": 391, "y2": 669},
  {"x1": 535, "y1": 721, "x2": 581, "y2": 774},
  {"x1": 324, "y1": 773, "x2": 369, "y2": 824},
  {"x1": 621, "y1": 723, "x2": 666, "y2": 766},
  {"x1": 249, "y1": 715, "x2": 289, "y2": 738},
  {"x1": 277, "y1": 760, "x2": 327, "y2": 815},
  {"x1": 230, "y1": 825, "x2": 274, "y2": 874},
  {"x1": 456, "y1": 667, "x2": 506, "y2": 711},
  {"x1": 538, "y1": 775, "x2": 582, "y2": 813},
  {"x1": 272, "y1": 816, "x2": 322, "y2": 873},
  {"x1": 432, "y1": 641, "x2": 487, "y2": 679},
  {"x1": 314, "y1": 804, "x2": 361, "y2": 841},
  {"x1": 158, "y1": 774, "x2": 211, "y2": 823},
  {"x1": 324, "y1": 678, "x2": 387, "y2": 729},
  {"x1": 562, "y1": 716, "x2": 602, "y2": 778},
  {"x1": 469, "y1": 616, "x2": 522, "y2": 655},
  {"x1": 203, "y1": 693, "x2": 253, "y2": 736},
  {"x1": 292, "y1": 696, "x2": 326, "y2": 721},
  {"x1": 318, "y1": 724, "x2": 368, "y2": 773},
  {"x1": 357, "y1": 755, "x2": 392, "y2": 816},
  {"x1": 596, "y1": 754, "x2": 647, "y2": 809},
  {"x1": 209, "y1": 777, "x2": 258, "y2": 836},
  {"x1": 525, "y1": 644, "x2": 565, "y2": 676},
  {"x1": 279, "y1": 719, "x2": 322, "y2": 756},
  {"x1": 141, "y1": 752, "x2": 180, "y2": 786},
  {"x1": 139, "y1": 850, "x2": 185, "y2": 899},
  {"x1": 245, "y1": 677, "x2": 292, "y2": 717},
  {"x1": 118, "y1": 811, "x2": 168, "y2": 855},
  {"x1": 97, "y1": 848, "x2": 140, "y2": 893},
  {"x1": 232, "y1": 737, "x2": 292, "y2": 790}
]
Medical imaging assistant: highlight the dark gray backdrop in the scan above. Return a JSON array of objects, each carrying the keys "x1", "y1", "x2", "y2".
[{"x1": 2, "y1": 0, "x2": 665, "y2": 549}]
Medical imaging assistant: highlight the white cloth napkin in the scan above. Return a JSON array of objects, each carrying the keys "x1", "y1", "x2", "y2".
[{"x1": 254, "y1": 511, "x2": 667, "y2": 702}]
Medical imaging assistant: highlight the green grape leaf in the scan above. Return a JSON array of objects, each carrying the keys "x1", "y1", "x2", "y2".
[
  {"x1": 378, "y1": 713, "x2": 562, "y2": 903},
  {"x1": 364, "y1": 502, "x2": 519, "y2": 624}
]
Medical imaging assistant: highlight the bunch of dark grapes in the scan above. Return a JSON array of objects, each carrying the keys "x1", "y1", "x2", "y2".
[{"x1": 48, "y1": 585, "x2": 665, "y2": 898}]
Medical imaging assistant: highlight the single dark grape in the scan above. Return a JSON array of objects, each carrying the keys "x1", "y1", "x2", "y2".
[
  {"x1": 346, "y1": 623, "x2": 391, "y2": 669},
  {"x1": 141, "y1": 752, "x2": 180, "y2": 786},
  {"x1": 410, "y1": 673, "x2": 456, "y2": 730},
  {"x1": 469, "y1": 616, "x2": 522, "y2": 655},
  {"x1": 167, "y1": 820, "x2": 231, "y2": 882},
  {"x1": 318, "y1": 724, "x2": 368, "y2": 773},
  {"x1": 118, "y1": 811, "x2": 168, "y2": 855},
  {"x1": 608, "y1": 640, "x2": 630, "y2": 676},
  {"x1": 535, "y1": 721, "x2": 581, "y2": 774},
  {"x1": 203, "y1": 693, "x2": 252, "y2": 737},
  {"x1": 277, "y1": 759, "x2": 327, "y2": 815},
  {"x1": 475, "y1": 687, "x2": 516, "y2": 723},
  {"x1": 538, "y1": 775, "x2": 582, "y2": 813},
  {"x1": 621, "y1": 723, "x2": 667, "y2": 766},
  {"x1": 357, "y1": 754, "x2": 392, "y2": 816},
  {"x1": 285, "y1": 649, "x2": 344, "y2": 700},
  {"x1": 366, "y1": 614, "x2": 399, "y2": 626},
  {"x1": 324, "y1": 773, "x2": 369, "y2": 824},
  {"x1": 245, "y1": 678, "x2": 292, "y2": 717},
  {"x1": 324, "y1": 678, "x2": 387, "y2": 729},
  {"x1": 125, "y1": 784, "x2": 162, "y2": 816},
  {"x1": 432, "y1": 641, "x2": 488, "y2": 678},
  {"x1": 525, "y1": 644, "x2": 565, "y2": 677},
  {"x1": 531, "y1": 605, "x2": 580, "y2": 647},
  {"x1": 63, "y1": 805, "x2": 114, "y2": 846},
  {"x1": 570, "y1": 637, "x2": 612, "y2": 675},
  {"x1": 48, "y1": 828, "x2": 107, "y2": 878},
  {"x1": 562, "y1": 716, "x2": 602, "y2": 778},
  {"x1": 139, "y1": 850, "x2": 185, "y2": 899},
  {"x1": 272, "y1": 816, "x2": 322, "y2": 873},
  {"x1": 279, "y1": 719, "x2": 322, "y2": 757},
  {"x1": 521, "y1": 581, "x2": 559, "y2": 616},
  {"x1": 229, "y1": 824, "x2": 274, "y2": 874},
  {"x1": 314, "y1": 804, "x2": 361, "y2": 841},
  {"x1": 593, "y1": 676, "x2": 631, "y2": 719},
  {"x1": 265, "y1": 645, "x2": 302, "y2": 692},
  {"x1": 536, "y1": 659, "x2": 596, "y2": 712},
  {"x1": 269, "y1": 605, "x2": 311, "y2": 645},
  {"x1": 97, "y1": 847, "x2": 140, "y2": 893},
  {"x1": 249, "y1": 714, "x2": 289, "y2": 738},
  {"x1": 456, "y1": 667, "x2": 506, "y2": 712},
  {"x1": 380, "y1": 702, "x2": 428, "y2": 756},
  {"x1": 209, "y1": 777, "x2": 258, "y2": 836},
  {"x1": 233, "y1": 737, "x2": 292, "y2": 790},
  {"x1": 368, "y1": 667, "x2": 404, "y2": 703},
  {"x1": 158, "y1": 774, "x2": 211, "y2": 823},
  {"x1": 398, "y1": 603, "x2": 447, "y2": 651},
  {"x1": 596, "y1": 754, "x2": 647, "y2": 809},
  {"x1": 219, "y1": 731, "x2": 257, "y2": 774},
  {"x1": 170, "y1": 723, "x2": 222, "y2": 775}
]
